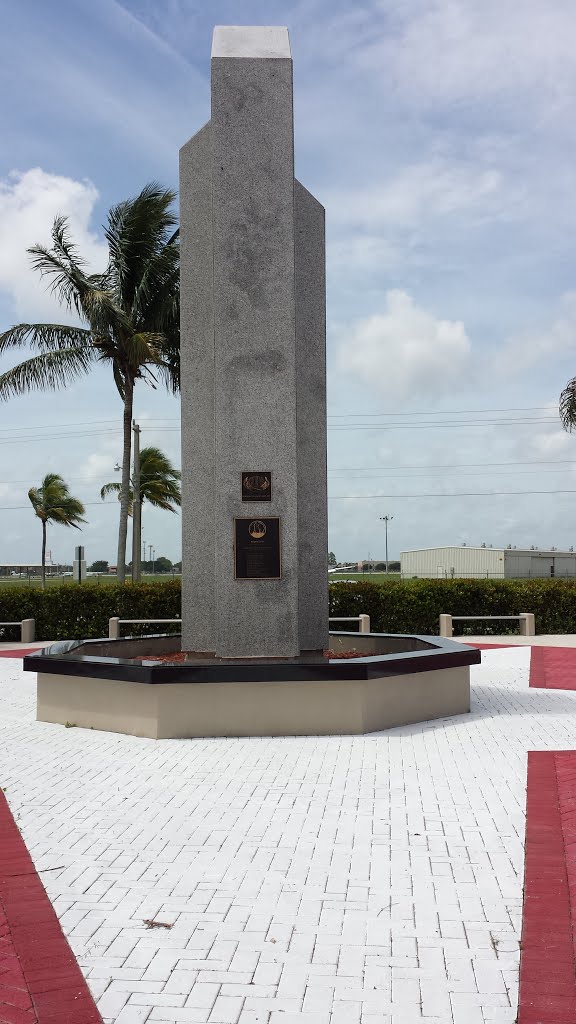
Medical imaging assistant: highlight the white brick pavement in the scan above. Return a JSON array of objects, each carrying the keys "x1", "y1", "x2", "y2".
[{"x1": 0, "y1": 647, "x2": 574, "y2": 1024}]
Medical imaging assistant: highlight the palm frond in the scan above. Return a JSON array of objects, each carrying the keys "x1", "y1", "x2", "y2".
[
  {"x1": 560, "y1": 378, "x2": 576, "y2": 432},
  {"x1": 81, "y1": 287, "x2": 132, "y2": 338},
  {"x1": 28, "y1": 240, "x2": 90, "y2": 316},
  {"x1": 132, "y1": 239, "x2": 179, "y2": 324},
  {"x1": 0, "y1": 347, "x2": 95, "y2": 399},
  {"x1": 28, "y1": 487, "x2": 43, "y2": 516},
  {"x1": 128, "y1": 332, "x2": 167, "y2": 374},
  {"x1": 29, "y1": 221, "x2": 128, "y2": 337},
  {"x1": 104, "y1": 184, "x2": 178, "y2": 312},
  {"x1": 50, "y1": 215, "x2": 85, "y2": 268},
  {"x1": 100, "y1": 481, "x2": 122, "y2": 500},
  {"x1": 0, "y1": 323, "x2": 92, "y2": 354},
  {"x1": 137, "y1": 446, "x2": 182, "y2": 511},
  {"x1": 142, "y1": 481, "x2": 181, "y2": 511},
  {"x1": 28, "y1": 474, "x2": 86, "y2": 527},
  {"x1": 100, "y1": 481, "x2": 133, "y2": 515}
]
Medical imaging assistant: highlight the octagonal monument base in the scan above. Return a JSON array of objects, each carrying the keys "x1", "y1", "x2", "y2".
[{"x1": 24, "y1": 633, "x2": 480, "y2": 739}]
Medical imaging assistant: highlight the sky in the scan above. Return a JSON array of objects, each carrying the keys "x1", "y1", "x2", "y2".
[{"x1": 2, "y1": 0, "x2": 576, "y2": 566}]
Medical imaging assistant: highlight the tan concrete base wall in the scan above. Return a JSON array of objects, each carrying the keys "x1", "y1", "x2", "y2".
[
  {"x1": 363, "y1": 666, "x2": 470, "y2": 731},
  {"x1": 37, "y1": 674, "x2": 160, "y2": 737},
  {"x1": 37, "y1": 667, "x2": 470, "y2": 739}
]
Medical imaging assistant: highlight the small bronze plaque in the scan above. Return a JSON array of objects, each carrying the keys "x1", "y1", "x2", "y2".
[
  {"x1": 234, "y1": 517, "x2": 281, "y2": 580},
  {"x1": 242, "y1": 472, "x2": 272, "y2": 502}
]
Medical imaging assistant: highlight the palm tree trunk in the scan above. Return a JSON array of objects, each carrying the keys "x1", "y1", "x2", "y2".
[
  {"x1": 41, "y1": 519, "x2": 46, "y2": 591},
  {"x1": 116, "y1": 383, "x2": 133, "y2": 584}
]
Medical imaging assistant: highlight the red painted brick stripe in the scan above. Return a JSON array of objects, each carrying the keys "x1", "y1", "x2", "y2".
[
  {"x1": 0, "y1": 650, "x2": 42, "y2": 660},
  {"x1": 529, "y1": 646, "x2": 576, "y2": 690},
  {"x1": 518, "y1": 751, "x2": 576, "y2": 1023},
  {"x1": 0, "y1": 791, "x2": 102, "y2": 1024},
  {"x1": 466, "y1": 642, "x2": 513, "y2": 649}
]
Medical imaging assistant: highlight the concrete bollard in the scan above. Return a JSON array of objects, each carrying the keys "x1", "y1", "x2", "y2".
[
  {"x1": 519, "y1": 613, "x2": 535, "y2": 637},
  {"x1": 109, "y1": 617, "x2": 120, "y2": 640},
  {"x1": 359, "y1": 614, "x2": 370, "y2": 634},
  {"x1": 439, "y1": 614, "x2": 453, "y2": 638},
  {"x1": 20, "y1": 619, "x2": 35, "y2": 643}
]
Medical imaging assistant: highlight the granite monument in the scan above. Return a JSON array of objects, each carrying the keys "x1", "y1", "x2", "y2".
[{"x1": 180, "y1": 26, "x2": 328, "y2": 658}]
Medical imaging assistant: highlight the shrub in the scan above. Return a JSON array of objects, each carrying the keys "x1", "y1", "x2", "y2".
[
  {"x1": 0, "y1": 581, "x2": 182, "y2": 641},
  {"x1": 329, "y1": 578, "x2": 576, "y2": 635},
  {"x1": 2, "y1": 577, "x2": 576, "y2": 641}
]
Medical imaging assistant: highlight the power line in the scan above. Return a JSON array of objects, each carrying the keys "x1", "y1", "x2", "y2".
[
  {"x1": 1, "y1": 458, "x2": 574, "y2": 487},
  {"x1": 0, "y1": 418, "x2": 120, "y2": 433},
  {"x1": 0, "y1": 426, "x2": 181, "y2": 445},
  {"x1": 328, "y1": 489, "x2": 576, "y2": 499},
  {"x1": 328, "y1": 459, "x2": 576, "y2": 470},
  {"x1": 329, "y1": 468, "x2": 576, "y2": 479},
  {"x1": 0, "y1": 406, "x2": 553, "y2": 433},
  {"x1": 327, "y1": 406, "x2": 554, "y2": 417},
  {"x1": 0, "y1": 418, "x2": 181, "y2": 437},
  {"x1": 327, "y1": 418, "x2": 559, "y2": 431},
  {"x1": 1, "y1": 421, "x2": 557, "y2": 443},
  {"x1": 0, "y1": 501, "x2": 119, "y2": 511},
  {"x1": 2, "y1": 489, "x2": 573, "y2": 508}
]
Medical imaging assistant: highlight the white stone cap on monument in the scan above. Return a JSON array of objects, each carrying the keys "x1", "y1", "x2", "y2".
[{"x1": 211, "y1": 25, "x2": 291, "y2": 59}]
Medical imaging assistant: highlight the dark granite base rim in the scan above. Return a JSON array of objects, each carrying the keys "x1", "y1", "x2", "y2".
[{"x1": 24, "y1": 632, "x2": 480, "y2": 684}]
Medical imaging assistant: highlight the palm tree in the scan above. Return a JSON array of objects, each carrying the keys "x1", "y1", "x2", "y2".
[
  {"x1": 560, "y1": 378, "x2": 576, "y2": 433},
  {"x1": 101, "y1": 446, "x2": 181, "y2": 578},
  {"x1": 28, "y1": 474, "x2": 86, "y2": 588},
  {"x1": 0, "y1": 184, "x2": 179, "y2": 583},
  {"x1": 100, "y1": 445, "x2": 181, "y2": 513}
]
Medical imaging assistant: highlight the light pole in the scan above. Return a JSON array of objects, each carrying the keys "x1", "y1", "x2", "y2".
[
  {"x1": 132, "y1": 421, "x2": 141, "y2": 583},
  {"x1": 379, "y1": 515, "x2": 394, "y2": 574},
  {"x1": 115, "y1": 422, "x2": 141, "y2": 583}
]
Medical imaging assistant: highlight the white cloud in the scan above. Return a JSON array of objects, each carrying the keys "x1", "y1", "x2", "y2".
[
  {"x1": 530, "y1": 430, "x2": 573, "y2": 457},
  {"x1": 82, "y1": 447, "x2": 121, "y2": 485},
  {"x1": 364, "y1": 0, "x2": 576, "y2": 111},
  {"x1": 337, "y1": 290, "x2": 471, "y2": 398},
  {"x1": 328, "y1": 235, "x2": 403, "y2": 275},
  {"x1": 499, "y1": 293, "x2": 576, "y2": 373},
  {"x1": 326, "y1": 157, "x2": 509, "y2": 231},
  {"x1": 0, "y1": 168, "x2": 107, "y2": 323}
]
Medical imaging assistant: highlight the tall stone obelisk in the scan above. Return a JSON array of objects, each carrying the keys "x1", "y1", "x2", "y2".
[{"x1": 180, "y1": 26, "x2": 328, "y2": 658}]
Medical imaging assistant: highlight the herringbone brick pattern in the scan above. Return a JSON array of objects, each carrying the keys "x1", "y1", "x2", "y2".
[{"x1": 0, "y1": 647, "x2": 574, "y2": 1023}]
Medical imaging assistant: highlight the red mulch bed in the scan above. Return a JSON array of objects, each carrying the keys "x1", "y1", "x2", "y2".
[{"x1": 135, "y1": 649, "x2": 362, "y2": 663}]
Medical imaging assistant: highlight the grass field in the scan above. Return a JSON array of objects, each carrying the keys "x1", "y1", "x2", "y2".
[
  {"x1": 0, "y1": 574, "x2": 180, "y2": 588},
  {"x1": 0, "y1": 572, "x2": 400, "y2": 588}
]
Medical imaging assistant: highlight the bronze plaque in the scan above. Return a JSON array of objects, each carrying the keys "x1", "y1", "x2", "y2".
[
  {"x1": 234, "y1": 517, "x2": 281, "y2": 580},
  {"x1": 241, "y1": 472, "x2": 272, "y2": 502}
]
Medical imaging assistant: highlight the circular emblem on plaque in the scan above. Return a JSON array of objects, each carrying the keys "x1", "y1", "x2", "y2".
[
  {"x1": 248, "y1": 520, "x2": 267, "y2": 539},
  {"x1": 244, "y1": 474, "x2": 270, "y2": 493}
]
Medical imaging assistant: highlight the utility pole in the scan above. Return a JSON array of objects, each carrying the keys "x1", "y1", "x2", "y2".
[
  {"x1": 131, "y1": 421, "x2": 141, "y2": 583},
  {"x1": 379, "y1": 515, "x2": 394, "y2": 574}
]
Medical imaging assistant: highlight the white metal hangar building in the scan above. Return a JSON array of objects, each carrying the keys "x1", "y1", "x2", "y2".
[{"x1": 401, "y1": 546, "x2": 576, "y2": 579}]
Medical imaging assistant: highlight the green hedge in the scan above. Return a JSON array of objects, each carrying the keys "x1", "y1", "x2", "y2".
[
  {"x1": 0, "y1": 581, "x2": 181, "y2": 641},
  {"x1": 2, "y1": 577, "x2": 576, "y2": 641},
  {"x1": 329, "y1": 578, "x2": 576, "y2": 635}
]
